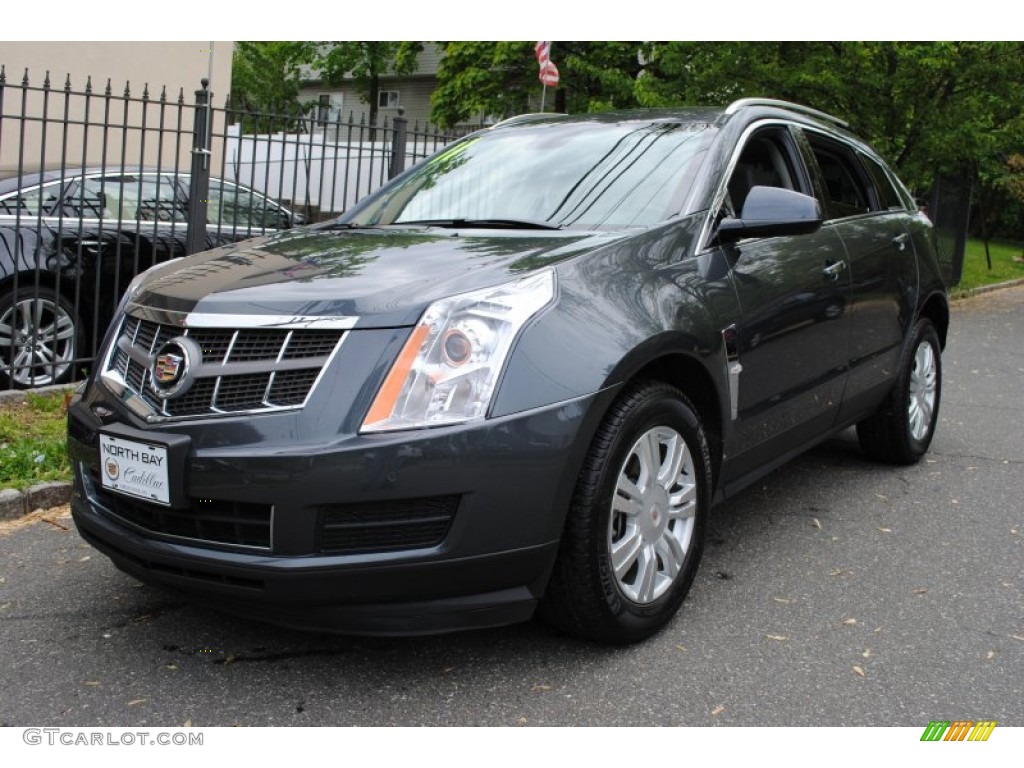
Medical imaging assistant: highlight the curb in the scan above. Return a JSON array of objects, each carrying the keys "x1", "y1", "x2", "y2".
[
  {"x1": 951, "y1": 277, "x2": 1024, "y2": 300},
  {"x1": 0, "y1": 382, "x2": 76, "y2": 406},
  {"x1": 0, "y1": 481, "x2": 73, "y2": 522}
]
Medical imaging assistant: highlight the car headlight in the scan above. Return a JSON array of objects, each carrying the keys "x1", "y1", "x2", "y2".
[{"x1": 361, "y1": 269, "x2": 556, "y2": 432}]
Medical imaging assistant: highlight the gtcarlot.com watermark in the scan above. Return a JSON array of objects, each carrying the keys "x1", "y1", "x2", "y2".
[{"x1": 23, "y1": 728, "x2": 202, "y2": 747}]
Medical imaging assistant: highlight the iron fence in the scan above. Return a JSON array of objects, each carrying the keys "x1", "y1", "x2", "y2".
[{"x1": 0, "y1": 68, "x2": 469, "y2": 390}]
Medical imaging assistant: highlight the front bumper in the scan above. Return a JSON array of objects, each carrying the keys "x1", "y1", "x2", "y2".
[{"x1": 68, "y1": 386, "x2": 610, "y2": 635}]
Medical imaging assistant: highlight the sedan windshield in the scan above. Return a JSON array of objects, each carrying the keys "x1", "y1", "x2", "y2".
[{"x1": 345, "y1": 119, "x2": 715, "y2": 231}]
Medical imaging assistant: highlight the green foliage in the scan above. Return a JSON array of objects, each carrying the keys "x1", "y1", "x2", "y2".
[
  {"x1": 230, "y1": 41, "x2": 317, "y2": 132},
  {"x1": 0, "y1": 390, "x2": 72, "y2": 490},
  {"x1": 433, "y1": 41, "x2": 1024, "y2": 245},
  {"x1": 314, "y1": 42, "x2": 424, "y2": 127}
]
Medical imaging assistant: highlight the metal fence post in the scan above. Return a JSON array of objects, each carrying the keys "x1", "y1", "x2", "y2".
[
  {"x1": 388, "y1": 108, "x2": 407, "y2": 180},
  {"x1": 184, "y1": 78, "x2": 211, "y2": 255}
]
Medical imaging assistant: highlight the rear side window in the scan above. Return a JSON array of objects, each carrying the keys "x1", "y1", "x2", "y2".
[
  {"x1": 806, "y1": 135, "x2": 873, "y2": 219},
  {"x1": 0, "y1": 181, "x2": 64, "y2": 215},
  {"x1": 861, "y1": 154, "x2": 908, "y2": 212}
]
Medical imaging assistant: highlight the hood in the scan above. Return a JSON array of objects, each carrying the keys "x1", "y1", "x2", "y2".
[{"x1": 132, "y1": 226, "x2": 626, "y2": 328}]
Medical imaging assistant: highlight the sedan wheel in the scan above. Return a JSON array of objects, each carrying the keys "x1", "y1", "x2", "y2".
[
  {"x1": 0, "y1": 288, "x2": 80, "y2": 388},
  {"x1": 541, "y1": 381, "x2": 711, "y2": 644}
]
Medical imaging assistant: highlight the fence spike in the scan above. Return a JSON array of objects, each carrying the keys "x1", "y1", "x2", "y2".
[
  {"x1": 22, "y1": 68, "x2": 30, "y2": 86},
  {"x1": 84, "y1": 75, "x2": 92, "y2": 94},
  {"x1": 142, "y1": 83, "x2": 150, "y2": 101},
  {"x1": 177, "y1": 87, "x2": 185, "y2": 105},
  {"x1": 159, "y1": 85, "x2": 167, "y2": 103},
  {"x1": 64, "y1": 73, "x2": 72, "y2": 92},
  {"x1": 123, "y1": 81, "x2": 131, "y2": 98},
  {"x1": 104, "y1": 78, "x2": 112, "y2": 96},
  {"x1": 0, "y1": 65, "x2": 5, "y2": 84},
  {"x1": 43, "y1": 70, "x2": 51, "y2": 89}
]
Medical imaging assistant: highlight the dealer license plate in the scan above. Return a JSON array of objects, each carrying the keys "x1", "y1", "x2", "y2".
[{"x1": 98, "y1": 433, "x2": 170, "y2": 506}]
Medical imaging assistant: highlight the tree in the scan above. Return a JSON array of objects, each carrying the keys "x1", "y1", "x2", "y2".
[
  {"x1": 313, "y1": 42, "x2": 423, "y2": 128},
  {"x1": 433, "y1": 41, "x2": 1024, "y2": 257},
  {"x1": 431, "y1": 41, "x2": 647, "y2": 127},
  {"x1": 230, "y1": 41, "x2": 316, "y2": 132}
]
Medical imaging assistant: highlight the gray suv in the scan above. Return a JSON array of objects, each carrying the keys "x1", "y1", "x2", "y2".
[{"x1": 68, "y1": 99, "x2": 950, "y2": 644}]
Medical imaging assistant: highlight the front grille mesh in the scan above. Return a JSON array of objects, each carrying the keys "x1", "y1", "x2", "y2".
[
  {"x1": 318, "y1": 496, "x2": 459, "y2": 554},
  {"x1": 104, "y1": 315, "x2": 344, "y2": 419},
  {"x1": 84, "y1": 468, "x2": 272, "y2": 550}
]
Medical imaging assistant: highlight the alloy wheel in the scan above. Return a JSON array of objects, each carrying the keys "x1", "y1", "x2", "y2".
[
  {"x1": 0, "y1": 296, "x2": 77, "y2": 387},
  {"x1": 609, "y1": 426, "x2": 698, "y2": 604}
]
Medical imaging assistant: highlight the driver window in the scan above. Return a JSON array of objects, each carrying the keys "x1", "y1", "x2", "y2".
[{"x1": 726, "y1": 132, "x2": 799, "y2": 216}]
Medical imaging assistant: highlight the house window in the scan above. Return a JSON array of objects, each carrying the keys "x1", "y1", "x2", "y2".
[
  {"x1": 378, "y1": 91, "x2": 400, "y2": 109},
  {"x1": 317, "y1": 94, "x2": 340, "y2": 125}
]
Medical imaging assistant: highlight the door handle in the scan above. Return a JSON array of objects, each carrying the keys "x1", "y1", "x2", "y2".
[
  {"x1": 892, "y1": 233, "x2": 910, "y2": 251},
  {"x1": 823, "y1": 260, "x2": 846, "y2": 280}
]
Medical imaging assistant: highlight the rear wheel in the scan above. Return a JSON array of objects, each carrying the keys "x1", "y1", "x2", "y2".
[
  {"x1": 541, "y1": 381, "x2": 711, "y2": 644},
  {"x1": 0, "y1": 285, "x2": 81, "y2": 389},
  {"x1": 857, "y1": 318, "x2": 942, "y2": 464}
]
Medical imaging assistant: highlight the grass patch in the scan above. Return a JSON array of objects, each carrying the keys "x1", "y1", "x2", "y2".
[
  {"x1": 957, "y1": 239, "x2": 1024, "y2": 293},
  {"x1": 0, "y1": 390, "x2": 73, "y2": 491}
]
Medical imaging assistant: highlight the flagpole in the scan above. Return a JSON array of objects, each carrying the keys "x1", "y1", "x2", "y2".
[{"x1": 540, "y1": 84, "x2": 547, "y2": 113}]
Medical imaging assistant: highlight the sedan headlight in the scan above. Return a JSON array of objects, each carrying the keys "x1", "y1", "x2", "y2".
[{"x1": 361, "y1": 269, "x2": 556, "y2": 432}]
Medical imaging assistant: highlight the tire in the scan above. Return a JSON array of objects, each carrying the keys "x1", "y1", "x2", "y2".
[
  {"x1": 541, "y1": 381, "x2": 712, "y2": 644},
  {"x1": 856, "y1": 318, "x2": 942, "y2": 465},
  {"x1": 0, "y1": 285, "x2": 82, "y2": 389}
]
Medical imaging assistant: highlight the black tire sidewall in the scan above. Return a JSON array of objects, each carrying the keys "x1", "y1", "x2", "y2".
[
  {"x1": 898, "y1": 320, "x2": 942, "y2": 459},
  {"x1": 589, "y1": 386, "x2": 711, "y2": 638}
]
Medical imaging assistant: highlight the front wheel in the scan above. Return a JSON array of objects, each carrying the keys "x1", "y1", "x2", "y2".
[
  {"x1": 857, "y1": 318, "x2": 942, "y2": 464},
  {"x1": 0, "y1": 285, "x2": 82, "y2": 389},
  {"x1": 541, "y1": 381, "x2": 712, "y2": 644}
]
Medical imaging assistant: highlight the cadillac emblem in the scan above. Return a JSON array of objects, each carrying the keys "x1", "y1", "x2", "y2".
[{"x1": 149, "y1": 336, "x2": 201, "y2": 399}]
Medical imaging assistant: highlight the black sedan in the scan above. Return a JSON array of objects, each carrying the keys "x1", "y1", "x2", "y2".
[{"x1": 0, "y1": 168, "x2": 299, "y2": 388}]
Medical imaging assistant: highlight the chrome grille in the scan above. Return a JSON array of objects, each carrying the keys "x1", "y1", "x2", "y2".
[{"x1": 101, "y1": 314, "x2": 345, "y2": 421}]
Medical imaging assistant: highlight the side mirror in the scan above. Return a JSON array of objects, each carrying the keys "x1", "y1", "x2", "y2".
[{"x1": 717, "y1": 186, "x2": 823, "y2": 243}]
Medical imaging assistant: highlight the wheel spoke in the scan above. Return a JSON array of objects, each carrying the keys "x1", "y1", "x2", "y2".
[
  {"x1": 35, "y1": 344, "x2": 55, "y2": 363},
  {"x1": 637, "y1": 430, "x2": 661, "y2": 489},
  {"x1": 17, "y1": 302, "x2": 34, "y2": 334},
  {"x1": 38, "y1": 314, "x2": 75, "y2": 342},
  {"x1": 12, "y1": 348, "x2": 33, "y2": 368},
  {"x1": 655, "y1": 532, "x2": 685, "y2": 578},
  {"x1": 614, "y1": 475, "x2": 644, "y2": 517},
  {"x1": 611, "y1": 528, "x2": 643, "y2": 579},
  {"x1": 918, "y1": 399, "x2": 932, "y2": 434},
  {"x1": 634, "y1": 546, "x2": 658, "y2": 603},
  {"x1": 669, "y1": 483, "x2": 697, "y2": 513},
  {"x1": 658, "y1": 433, "x2": 687, "y2": 488}
]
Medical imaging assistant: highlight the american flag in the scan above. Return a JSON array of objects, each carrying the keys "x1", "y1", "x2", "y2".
[{"x1": 535, "y1": 41, "x2": 559, "y2": 88}]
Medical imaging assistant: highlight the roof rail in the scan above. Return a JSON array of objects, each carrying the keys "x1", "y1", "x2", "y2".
[
  {"x1": 489, "y1": 112, "x2": 564, "y2": 129},
  {"x1": 724, "y1": 98, "x2": 849, "y2": 128}
]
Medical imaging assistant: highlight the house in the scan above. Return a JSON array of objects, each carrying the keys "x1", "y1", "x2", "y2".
[{"x1": 297, "y1": 43, "x2": 443, "y2": 129}]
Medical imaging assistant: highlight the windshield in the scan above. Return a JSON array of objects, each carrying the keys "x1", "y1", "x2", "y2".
[{"x1": 345, "y1": 120, "x2": 715, "y2": 231}]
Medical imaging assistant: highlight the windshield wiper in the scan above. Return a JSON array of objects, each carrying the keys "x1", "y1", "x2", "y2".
[{"x1": 393, "y1": 218, "x2": 563, "y2": 231}]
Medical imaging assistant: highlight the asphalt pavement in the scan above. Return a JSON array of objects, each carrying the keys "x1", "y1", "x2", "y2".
[{"x1": 1, "y1": 286, "x2": 1021, "y2": 727}]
